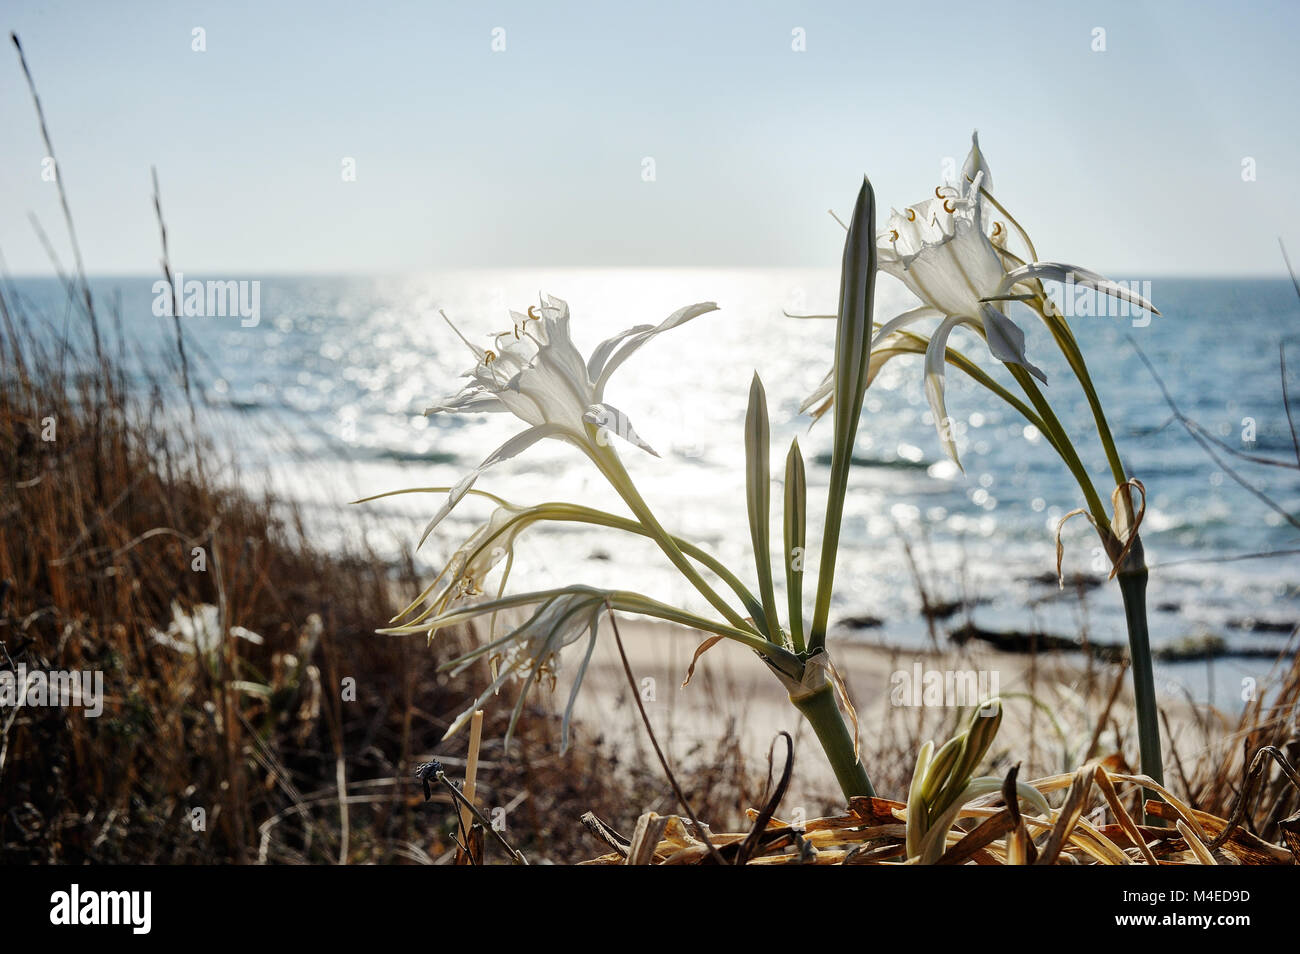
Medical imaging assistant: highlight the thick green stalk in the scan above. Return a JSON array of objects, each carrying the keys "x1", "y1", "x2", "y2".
[
  {"x1": 810, "y1": 178, "x2": 876, "y2": 651},
  {"x1": 791, "y1": 684, "x2": 874, "y2": 799},
  {"x1": 1116, "y1": 543, "x2": 1165, "y2": 824},
  {"x1": 1023, "y1": 299, "x2": 1165, "y2": 812},
  {"x1": 745, "y1": 374, "x2": 781, "y2": 637},
  {"x1": 953, "y1": 184, "x2": 1164, "y2": 817}
]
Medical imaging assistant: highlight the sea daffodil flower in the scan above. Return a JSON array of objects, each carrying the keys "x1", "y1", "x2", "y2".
[
  {"x1": 426, "y1": 295, "x2": 717, "y2": 540},
  {"x1": 398, "y1": 496, "x2": 531, "y2": 624},
  {"x1": 440, "y1": 588, "x2": 607, "y2": 748},
  {"x1": 806, "y1": 132, "x2": 1158, "y2": 467},
  {"x1": 420, "y1": 293, "x2": 771, "y2": 641},
  {"x1": 381, "y1": 583, "x2": 798, "y2": 751}
]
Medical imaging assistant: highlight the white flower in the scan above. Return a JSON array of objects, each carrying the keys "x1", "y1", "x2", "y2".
[
  {"x1": 425, "y1": 295, "x2": 717, "y2": 540},
  {"x1": 399, "y1": 499, "x2": 531, "y2": 625},
  {"x1": 806, "y1": 132, "x2": 1158, "y2": 467},
  {"x1": 879, "y1": 172, "x2": 1012, "y2": 337},
  {"x1": 151, "y1": 602, "x2": 263, "y2": 656},
  {"x1": 443, "y1": 589, "x2": 606, "y2": 749}
]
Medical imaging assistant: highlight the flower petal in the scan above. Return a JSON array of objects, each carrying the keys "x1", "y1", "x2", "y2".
[
  {"x1": 591, "y1": 302, "x2": 719, "y2": 397},
  {"x1": 924, "y1": 315, "x2": 966, "y2": 469},
  {"x1": 798, "y1": 368, "x2": 834, "y2": 417},
  {"x1": 586, "y1": 323, "x2": 655, "y2": 383},
  {"x1": 999, "y1": 263, "x2": 1160, "y2": 316},
  {"x1": 962, "y1": 130, "x2": 993, "y2": 195},
  {"x1": 872, "y1": 305, "x2": 943, "y2": 346},
  {"x1": 980, "y1": 304, "x2": 1048, "y2": 383},
  {"x1": 560, "y1": 625, "x2": 600, "y2": 753},
  {"x1": 418, "y1": 424, "x2": 568, "y2": 547},
  {"x1": 534, "y1": 295, "x2": 593, "y2": 397},
  {"x1": 426, "y1": 388, "x2": 509, "y2": 415},
  {"x1": 582, "y1": 402, "x2": 659, "y2": 456}
]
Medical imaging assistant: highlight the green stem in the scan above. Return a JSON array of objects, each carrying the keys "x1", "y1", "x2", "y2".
[
  {"x1": 493, "y1": 502, "x2": 769, "y2": 629},
  {"x1": 809, "y1": 178, "x2": 876, "y2": 653},
  {"x1": 606, "y1": 592, "x2": 801, "y2": 676},
  {"x1": 1032, "y1": 300, "x2": 1129, "y2": 490},
  {"x1": 420, "y1": 585, "x2": 801, "y2": 678},
  {"x1": 791, "y1": 684, "x2": 874, "y2": 799},
  {"x1": 983, "y1": 215, "x2": 1164, "y2": 818},
  {"x1": 588, "y1": 441, "x2": 757, "y2": 635},
  {"x1": 1116, "y1": 549, "x2": 1165, "y2": 824},
  {"x1": 809, "y1": 452, "x2": 850, "y2": 653},
  {"x1": 1025, "y1": 297, "x2": 1164, "y2": 818},
  {"x1": 1005, "y1": 364, "x2": 1112, "y2": 529}
]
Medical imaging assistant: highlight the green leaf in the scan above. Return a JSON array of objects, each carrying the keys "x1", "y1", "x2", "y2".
[
  {"x1": 918, "y1": 776, "x2": 1049, "y2": 864},
  {"x1": 949, "y1": 700, "x2": 1003, "y2": 791},
  {"x1": 920, "y1": 733, "x2": 964, "y2": 803},
  {"x1": 906, "y1": 740, "x2": 935, "y2": 859},
  {"x1": 783, "y1": 438, "x2": 807, "y2": 652},
  {"x1": 927, "y1": 700, "x2": 1004, "y2": 816},
  {"x1": 745, "y1": 373, "x2": 780, "y2": 638},
  {"x1": 810, "y1": 177, "x2": 877, "y2": 650}
]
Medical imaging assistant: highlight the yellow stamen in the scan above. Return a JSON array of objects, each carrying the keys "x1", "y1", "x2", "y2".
[
  {"x1": 906, "y1": 208, "x2": 917, "y2": 222},
  {"x1": 943, "y1": 199, "x2": 956, "y2": 214},
  {"x1": 890, "y1": 229, "x2": 899, "y2": 242}
]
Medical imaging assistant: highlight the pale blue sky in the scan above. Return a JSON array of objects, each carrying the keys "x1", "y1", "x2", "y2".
[{"x1": 2, "y1": 0, "x2": 1296, "y2": 275}]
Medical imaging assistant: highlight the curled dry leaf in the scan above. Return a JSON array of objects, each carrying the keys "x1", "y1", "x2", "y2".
[{"x1": 681, "y1": 635, "x2": 724, "y2": 688}]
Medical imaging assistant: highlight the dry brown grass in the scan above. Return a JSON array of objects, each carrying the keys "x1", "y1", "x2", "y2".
[
  {"x1": 0, "y1": 295, "x2": 410, "y2": 861},
  {"x1": 582, "y1": 672, "x2": 1300, "y2": 865}
]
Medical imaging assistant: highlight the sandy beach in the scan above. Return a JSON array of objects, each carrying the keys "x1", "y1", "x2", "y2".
[{"x1": 555, "y1": 616, "x2": 1193, "y2": 813}]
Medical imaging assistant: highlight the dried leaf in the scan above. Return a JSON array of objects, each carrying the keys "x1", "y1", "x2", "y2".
[{"x1": 681, "y1": 635, "x2": 724, "y2": 688}]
